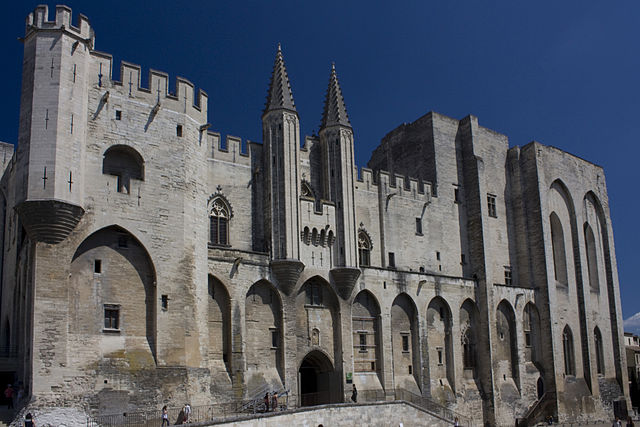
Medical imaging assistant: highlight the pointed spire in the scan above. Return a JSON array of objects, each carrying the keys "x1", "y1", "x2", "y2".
[
  {"x1": 263, "y1": 44, "x2": 297, "y2": 115},
  {"x1": 320, "y1": 62, "x2": 351, "y2": 130}
]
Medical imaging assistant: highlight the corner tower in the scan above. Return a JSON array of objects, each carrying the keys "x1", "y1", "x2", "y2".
[
  {"x1": 15, "y1": 6, "x2": 92, "y2": 243},
  {"x1": 262, "y1": 46, "x2": 304, "y2": 293},
  {"x1": 319, "y1": 64, "x2": 357, "y2": 268}
]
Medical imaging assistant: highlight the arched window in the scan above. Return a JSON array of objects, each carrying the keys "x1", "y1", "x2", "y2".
[
  {"x1": 358, "y1": 231, "x2": 371, "y2": 267},
  {"x1": 594, "y1": 326, "x2": 604, "y2": 375},
  {"x1": 210, "y1": 197, "x2": 230, "y2": 246},
  {"x1": 562, "y1": 326, "x2": 575, "y2": 376},
  {"x1": 103, "y1": 145, "x2": 144, "y2": 194},
  {"x1": 584, "y1": 223, "x2": 600, "y2": 293},
  {"x1": 550, "y1": 213, "x2": 568, "y2": 286}
]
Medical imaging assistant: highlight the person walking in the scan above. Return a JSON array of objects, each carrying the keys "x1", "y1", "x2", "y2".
[
  {"x1": 161, "y1": 405, "x2": 169, "y2": 426},
  {"x1": 263, "y1": 392, "x2": 270, "y2": 412},
  {"x1": 271, "y1": 392, "x2": 278, "y2": 412},
  {"x1": 183, "y1": 403, "x2": 191, "y2": 423},
  {"x1": 626, "y1": 416, "x2": 635, "y2": 427},
  {"x1": 351, "y1": 384, "x2": 357, "y2": 403},
  {"x1": 24, "y1": 412, "x2": 35, "y2": 427},
  {"x1": 613, "y1": 417, "x2": 622, "y2": 427},
  {"x1": 4, "y1": 384, "x2": 13, "y2": 409},
  {"x1": 453, "y1": 417, "x2": 460, "y2": 426}
]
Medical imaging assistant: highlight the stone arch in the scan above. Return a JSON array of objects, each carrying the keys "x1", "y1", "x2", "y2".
[
  {"x1": 426, "y1": 296, "x2": 454, "y2": 396},
  {"x1": 352, "y1": 290, "x2": 381, "y2": 375},
  {"x1": 296, "y1": 276, "x2": 340, "y2": 368},
  {"x1": 550, "y1": 212, "x2": 568, "y2": 287},
  {"x1": 102, "y1": 145, "x2": 144, "y2": 194},
  {"x1": 594, "y1": 326, "x2": 604, "y2": 375},
  {"x1": 496, "y1": 300, "x2": 519, "y2": 385},
  {"x1": 460, "y1": 299, "x2": 479, "y2": 375},
  {"x1": 523, "y1": 302, "x2": 541, "y2": 364},
  {"x1": 583, "y1": 222, "x2": 599, "y2": 293},
  {"x1": 298, "y1": 349, "x2": 340, "y2": 406},
  {"x1": 208, "y1": 275, "x2": 231, "y2": 373},
  {"x1": 70, "y1": 225, "x2": 157, "y2": 364},
  {"x1": 245, "y1": 280, "x2": 283, "y2": 389},
  {"x1": 562, "y1": 325, "x2": 576, "y2": 376},
  {"x1": 391, "y1": 293, "x2": 420, "y2": 393}
]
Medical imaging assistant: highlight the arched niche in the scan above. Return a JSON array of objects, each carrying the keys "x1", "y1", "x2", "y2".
[
  {"x1": 391, "y1": 293, "x2": 420, "y2": 394},
  {"x1": 296, "y1": 276, "x2": 340, "y2": 365},
  {"x1": 102, "y1": 145, "x2": 144, "y2": 194},
  {"x1": 426, "y1": 296, "x2": 454, "y2": 395},
  {"x1": 208, "y1": 275, "x2": 231, "y2": 373},
  {"x1": 496, "y1": 300, "x2": 518, "y2": 385},
  {"x1": 523, "y1": 302, "x2": 541, "y2": 365},
  {"x1": 460, "y1": 299, "x2": 479, "y2": 376},
  {"x1": 352, "y1": 290, "x2": 381, "y2": 375},
  {"x1": 70, "y1": 225, "x2": 157, "y2": 364},
  {"x1": 245, "y1": 280, "x2": 283, "y2": 388}
]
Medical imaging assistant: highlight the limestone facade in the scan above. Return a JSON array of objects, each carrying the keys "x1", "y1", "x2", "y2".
[{"x1": 0, "y1": 5, "x2": 630, "y2": 425}]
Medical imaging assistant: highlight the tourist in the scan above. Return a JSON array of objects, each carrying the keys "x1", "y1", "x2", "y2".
[
  {"x1": 271, "y1": 392, "x2": 278, "y2": 412},
  {"x1": 351, "y1": 384, "x2": 357, "y2": 403},
  {"x1": 626, "y1": 416, "x2": 634, "y2": 427},
  {"x1": 4, "y1": 384, "x2": 13, "y2": 409},
  {"x1": 453, "y1": 417, "x2": 460, "y2": 426},
  {"x1": 24, "y1": 412, "x2": 35, "y2": 427},
  {"x1": 183, "y1": 403, "x2": 191, "y2": 423},
  {"x1": 161, "y1": 405, "x2": 169, "y2": 426},
  {"x1": 263, "y1": 393, "x2": 270, "y2": 412},
  {"x1": 613, "y1": 417, "x2": 622, "y2": 427}
]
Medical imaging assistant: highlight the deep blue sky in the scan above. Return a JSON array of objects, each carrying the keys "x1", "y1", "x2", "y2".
[{"x1": 0, "y1": 2, "x2": 638, "y2": 319}]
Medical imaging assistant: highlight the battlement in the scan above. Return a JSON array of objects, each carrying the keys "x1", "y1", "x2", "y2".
[
  {"x1": 26, "y1": 5, "x2": 93, "y2": 42},
  {"x1": 356, "y1": 166, "x2": 432, "y2": 199},
  {"x1": 207, "y1": 132, "x2": 252, "y2": 166}
]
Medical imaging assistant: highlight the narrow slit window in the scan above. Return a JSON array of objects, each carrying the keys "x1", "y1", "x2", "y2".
[
  {"x1": 487, "y1": 194, "x2": 497, "y2": 218},
  {"x1": 504, "y1": 267, "x2": 512, "y2": 286},
  {"x1": 115, "y1": 110, "x2": 122, "y2": 120},
  {"x1": 388, "y1": 252, "x2": 395, "y2": 269},
  {"x1": 401, "y1": 334, "x2": 409, "y2": 352},
  {"x1": 94, "y1": 259, "x2": 102, "y2": 274},
  {"x1": 176, "y1": 125, "x2": 183, "y2": 137},
  {"x1": 415, "y1": 218, "x2": 422, "y2": 235}
]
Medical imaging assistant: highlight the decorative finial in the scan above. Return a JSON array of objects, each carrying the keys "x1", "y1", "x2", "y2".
[
  {"x1": 331, "y1": 62, "x2": 335, "y2": 70},
  {"x1": 277, "y1": 42, "x2": 281, "y2": 52}
]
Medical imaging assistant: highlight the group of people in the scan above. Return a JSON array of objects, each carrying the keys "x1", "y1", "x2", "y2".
[
  {"x1": 4, "y1": 382, "x2": 25, "y2": 410},
  {"x1": 161, "y1": 403, "x2": 191, "y2": 425},
  {"x1": 263, "y1": 391, "x2": 279, "y2": 412},
  {"x1": 612, "y1": 416, "x2": 635, "y2": 427}
]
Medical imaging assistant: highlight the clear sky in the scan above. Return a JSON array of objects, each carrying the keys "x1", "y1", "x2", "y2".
[{"x1": 0, "y1": 2, "x2": 638, "y2": 319}]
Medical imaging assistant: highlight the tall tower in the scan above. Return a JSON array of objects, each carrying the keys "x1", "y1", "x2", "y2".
[
  {"x1": 262, "y1": 46, "x2": 304, "y2": 294},
  {"x1": 15, "y1": 6, "x2": 91, "y2": 243},
  {"x1": 319, "y1": 64, "x2": 357, "y2": 268}
]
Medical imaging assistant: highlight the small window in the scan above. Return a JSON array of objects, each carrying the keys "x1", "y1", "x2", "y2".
[
  {"x1": 104, "y1": 304, "x2": 120, "y2": 330},
  {"x1": 415, "y1": 218, "x2": 422, "y2": 235},
  {"x1": 388, "y1": 252, "x2": 396, "y2": 269},
  {"x1": 359, "y1": 333, "x2": 367, "y2": 352},
  {"x1": 525, "y1": 332, "x2": 531, "y2": 347},
  {"x1": 176, "y1": 125, "x2": 183, "y2": 137},
  {"x1": 402, "y1": 334, "x2": 409, "y2": 352},
  {"x1": 115, "y1": 110, "x2": 122, "y2": 120},
  {"x1": 118, "y1": 236, "x2": 128, "y2": 248},
  {"x1": 454, "y1": 187, "x2": 461, "y2": 203},
  {"x1": 499, "y1": 332, "x2": 505, "y2": 340},
  {"x1": 437, "y1": 348, "x2": 443, "y2": 365},
  {"x1": 487, "y1": 194, "x2": 497, "y2": 218},
  {"x1": 94, "y1": 259, "x2": 102, "y2": 274},
  {"x1": 504, "y1": 267, "x2": 512, "y2": 286},
  {"x1": 371, "y1": 361, "x2": 375, "y2": 371},
  {"x1": 436, "y1": 251, "x2": 441, "y2": 261},
  {"x1": 271, "y1": 329, "x2": 278, "y2": 349},
  {"x1": 419, "y1": 266, "x2": 425, "y2": 273},
  {"x1": 461, "y1": 254, "x2": 466, "y2": 264},
  {"x1": 161, "y1": 295, "x2": 169, "y2": 311},
  {"x1": 408, "y1": 365, "x2": 412, "y2": 375},
  {"x1": 439, "y1": 307, "x2": 444, "y2": 321},
  {"x1": 305, "y1": 284, "x2": 323, "y2": 307}
]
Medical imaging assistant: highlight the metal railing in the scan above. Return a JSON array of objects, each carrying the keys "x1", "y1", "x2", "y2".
[{"x1": 395, "y1": 388, "x2": 472, "y2": 427}]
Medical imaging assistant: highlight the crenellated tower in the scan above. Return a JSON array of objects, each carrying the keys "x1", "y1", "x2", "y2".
[
  {"x1": 262, "y1": 45, "x2": 304, "y2": 294},
  {"x1": 320, "y1": 64, "x2": 358, "y2": 268},
  {"x1": 15, "y1": 5, "x2": 93, "y2": 243}
]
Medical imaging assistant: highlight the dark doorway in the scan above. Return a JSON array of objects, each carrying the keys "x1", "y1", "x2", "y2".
[
  {"x1": 298, "y1": 351, "x2": 337, "y2": 406},
  {"x1": 537, "y1": 377, "x2": 544, "y2": 399}
]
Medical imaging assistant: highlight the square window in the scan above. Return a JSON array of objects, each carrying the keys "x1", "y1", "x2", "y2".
[
  {"x1": 94, "y1": 259, "x2": 102, "y2": 274},
  {"x1": 104, "y1": 304, "x2": 120, "y2": 330},
  {"x1": 415, "y1": 218, "x2": 422, "y2": 235},
  {"x1": 487, "y1": 194, "x2": 497, "y2": 218},
  {"x1": 115, "y1": 110, "x2": 122, "y2": 120},
  {"x1": 504, "y1": 267, "x2": 513, "y2": 286},
  {"x1": 388, "y1": 252, "x2": 395, "y2": 269}
]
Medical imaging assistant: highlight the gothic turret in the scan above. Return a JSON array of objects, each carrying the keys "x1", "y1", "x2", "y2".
[
  {"x1": 262, "y1": 45, "x2": 303, "y2": 294},
  {"x1": 319, "y1": 64, "x2": 360, "y2": 295}
]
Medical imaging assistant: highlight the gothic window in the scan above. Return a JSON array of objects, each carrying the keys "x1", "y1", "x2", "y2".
[
  {"x1": 358, "y1": 230, "x2": 371, "y2": 267},
  {"x1": 562, "y1": 325, "x2": 575, "y2": 376},
  {"x1": 462, "y1": 326, "x2": 475, "y2": 368},
  {"x1": 504, "y1": 267, "x2": 513, "y2": 286},
  {"x1": 584, "y1": 223, "x2": 600, "y2": 293},
  {"x1": 550, "y1": 213, "x2": 568, "y2": 286},
  {"x1": 210, "y1": 197, "x2": 230, "y2": 246},
  {"x1": 523, "y1": 308, "x2": 531, "y2": 348}
]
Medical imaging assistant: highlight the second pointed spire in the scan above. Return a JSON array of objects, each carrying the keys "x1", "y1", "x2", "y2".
[
  {"x1": 263, "y1": 44, "x2": 297, "y2": 115},
  {"x1": 320, "y1": 63, "x2": 351, "y2": 130}
]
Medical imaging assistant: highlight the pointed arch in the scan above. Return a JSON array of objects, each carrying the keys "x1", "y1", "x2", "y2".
[
  {"x1": 583, "y1": 222, "x2": 600, "y2": 293},
  {"x1": 594, "y1": 326, "x2": 604, "y2": 375},
  {"x1": 496, "y1": 300, "x2": 519, "y2": 383},
  {"x1": 352, "y1": 290, "x2": 381, "y2": 374},
  {"x1": 460, "y1": 299, "x2": 479, "y2": 372},
  {"x1": 391, "y1": 293, "x2": 420, "y2": 393},
  {"x1": 550, "y1": 212, "x2": 568, "y2": 287},
  {"x1": 70, "y1": 225, "x2": 157, "y2": 364},
  {"x1": 208, "y1": 275, "x2": 231, "y2": 372},
  {"x1": 427, "y1": 296, "x2": 454, "y2": 393},
  {"x1": 562, "y1": 325, "x2": 575, "y2": 376},
  {"x1": 523, "y1": 302, "x2": 541, "y2": 364}
]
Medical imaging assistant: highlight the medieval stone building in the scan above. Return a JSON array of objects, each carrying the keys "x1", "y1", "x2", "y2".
[{"x1": 0, "y1": 5, "x2": 630, "y2": 425}]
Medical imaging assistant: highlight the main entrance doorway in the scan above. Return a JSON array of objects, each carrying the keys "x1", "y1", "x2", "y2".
[{"x1": 298, "y1": 350, "x2": 338, "y2": 406}]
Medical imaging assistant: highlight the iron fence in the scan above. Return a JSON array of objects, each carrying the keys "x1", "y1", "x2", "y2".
[{"x1": 395, "y1": 388, "x2": 472, "y2": 427}]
